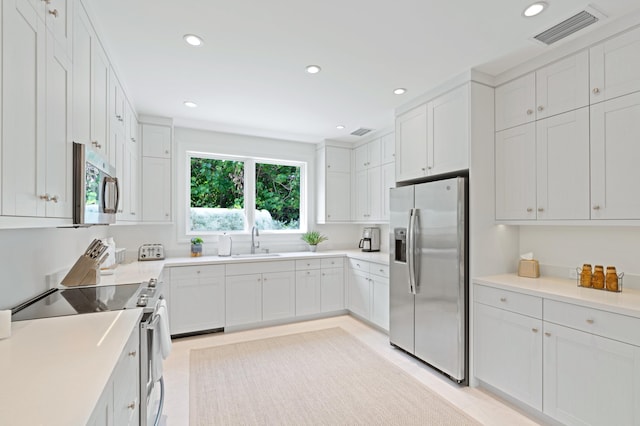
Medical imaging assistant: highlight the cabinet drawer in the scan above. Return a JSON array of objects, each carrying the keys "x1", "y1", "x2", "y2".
[
  {"x1": 170, "y1": 264, "x2": 225, "y2": 280},
  {"x1": 296, "y1": 259, "x2": 321, "y2": 271},
  {"x1": 349, "y1": 258, "x2": 370, "y2": 273},
  {"x1": 544, "y1": 300, "x2": 640, "y2": 346},
  {"x1": 475, "y1": 285, "x2": 542, "y2": 319},
  {"x1": 226, "y1": 260, "x2": 295, "y2": 276},
  {"x1": 370, "y1": 263, "x2": 389, "y2": 278},
  {"x1": 321, "y1": 257, "x2": 344, "y2": 269}
]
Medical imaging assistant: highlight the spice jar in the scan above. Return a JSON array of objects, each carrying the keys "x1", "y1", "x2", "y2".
[
  {"x1": 580, "y1": 264, "x2": 592, "y2": 288},
  {"x1": 606, "y1": 266, "x2": 618, "y2": 292},
  {"x1": 592, "y1": 265, "x2": 605, "y2": 289}
]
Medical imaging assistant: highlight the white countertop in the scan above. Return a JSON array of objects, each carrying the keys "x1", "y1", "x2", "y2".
[
  {"x1": 474, "y1": 274, "x2": 640, "y2": 319},
  {"x1": 97, "y1": 259, "x2": 165, "y2": 285},
  {"x1": 0, "y1": 309, "x2": 143, "y2": 425}
]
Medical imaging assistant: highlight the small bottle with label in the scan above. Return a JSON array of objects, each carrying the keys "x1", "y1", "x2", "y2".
[
  {"x1": 606, "y1": 266, "x2": 619, "y2": 292},
  {"x1": 592, "y1": 265, "x2": 605, "y2": 289},
  {"x1": 580, "y1": 264, "x2": 592, "y2": 288}
]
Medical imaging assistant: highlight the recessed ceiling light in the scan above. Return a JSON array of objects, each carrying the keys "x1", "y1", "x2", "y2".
[
  {"x1": 393, "y1": 88, "x2": 407, "y2": 95},
  {"x1": 183, "y1": 34, "x2": 204, "y2": 46},
  {"x1": 184, "y1": 101, "x2": 198, "y2": 108},
  {"x1": 336, "y1": 125, "x2": 345, "y2": 130},
  {"x1": 306, "y1": 65, "x2": 322, "y2": 74},
  {"x1": 523, "y1": 2, "x2": 548, "y2": 17}
]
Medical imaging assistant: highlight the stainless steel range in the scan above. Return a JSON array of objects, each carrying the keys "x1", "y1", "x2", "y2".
[{"x1": 12, "y1": 279, "x2": 169, "y2": 426}]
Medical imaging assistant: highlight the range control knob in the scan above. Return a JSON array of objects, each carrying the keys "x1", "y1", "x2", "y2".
[
  {"x1": 148, "y1": 278, "x2": 158, "y2": 288},
  {"x1": 136, "y1": 296, "x2": 148, "y2": 307}
]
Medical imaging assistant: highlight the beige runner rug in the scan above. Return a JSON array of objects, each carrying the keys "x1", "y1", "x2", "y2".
[{"x1": 190, "y1": 327, "x2": 480, "y2": 426}]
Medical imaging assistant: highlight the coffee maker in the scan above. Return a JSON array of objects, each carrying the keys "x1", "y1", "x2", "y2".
[{"x1": 359, "y1": 227, "x2": 381, "y2": 252}]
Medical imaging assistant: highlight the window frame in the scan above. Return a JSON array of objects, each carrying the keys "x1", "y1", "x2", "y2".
[{"x1": 185, "y1": 151, "x2": 307, "y2": 236}]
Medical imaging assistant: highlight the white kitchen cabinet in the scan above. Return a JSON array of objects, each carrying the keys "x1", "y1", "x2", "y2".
[
  {"x1": 354, "y1": 138, "x2": 381, "y2": 172},
  {"x1": 72, "y1": 2, "x2": 93, "y2": 147},
  {"x1": 370, "y1": 268, "x2": 389, "y2": 330},
  {"x1": 354, "y1": 167, "x2": 381, "y2": 222},
  {"x1": 543, "y1": 322, "x2": 640, "y2": 426},
  {"x1": 320, "y1": 259, "x2": 345, "y2": 312},
  {"x1": 496, "y1": 52, "x2": 589, "y2": 132},
  {"x1": 349, "y1": 267, "x2": 371, "y2": 319},
  {"x1": 46, "y1": 0, "x2": 73, "y2": 58},
  {"x1": 141, "y1": 157, "x2": 171, "y2": 222},
  {"x1": 395, "y1": 104, "x2": 428, "y2": 182},
  {"x1": 88, "y1": 379, "x2": 113, "y2": 426},
  {"x1": 427, "y1": 84, "x2": 469, "y2": 175},
  {"x1": 347, "y1": 259, "x2": 389, "y2": 329},
  {"x1": 92, "y1": 39, "x2": 110, "y2": 159},
  {"x1": 296, "y1": 269, "x2": 321, "y2": 316},
  {"x1": 381, "y1": 163, "x2": 395, "y2": 221},
  {"x1": 316, "y1": 145, "x2": 351, "y2": 223},
  {"x1": 262, "y1": 271, "x2": 296, "y2": 321},
  {"x1": 142, "y1": 123, "x2": 171, "y2": 159},
  {"x1": 225, "y1": 274, "x2": 262, "y2": 326},
  {"x1": 536, "y1": 108, "x2": 590, "y2": 220},
  {"x1": 169, "y1": 265, "x2": 226, "y2": 335},
  {"x1": 381, "y1": 132, "x2": 395, "y2": 164},
  {"x1": 124, "y1": 136, "x2": 140, "y2": 220},
  {"x1": 495, "y1": 123, "x2": 536, "y2": 220},
  {"x1": 125, "y1": 102, "x2": 139, "y2": 144},
  {"x1": 474, "y1": 301, "x2": 543, "y2": 411},
  {"x1": 590, "y1": 26, "x2": 640, "y2": 104},
  {"x1": 590, "y1": 92, "x2": 640, "y2": 219}
]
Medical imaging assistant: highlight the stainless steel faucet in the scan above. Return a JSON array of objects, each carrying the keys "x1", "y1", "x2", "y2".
[{"x1": 251, "y1": 226, "x2": 260, "y2": 254}]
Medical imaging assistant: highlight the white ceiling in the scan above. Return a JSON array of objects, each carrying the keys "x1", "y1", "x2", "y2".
[{"x1": 85, "y1": 0, "x2": 640, "y2": 144}]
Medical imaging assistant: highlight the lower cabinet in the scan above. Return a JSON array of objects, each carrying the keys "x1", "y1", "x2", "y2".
[
  {"x1": 263, "y1": 271, "x2": 296, "y2": 321},
  {"x1": 296, "y1": 269, "x2": 322, "y2": 316},
  {"x1": 168, "y1": 265, "x2": 225, "y2": 335},
  {"x1": 348, "y1": 259, "x2": 389, "y2": 330},
  {"x1": 320, "y1": 259, "x2": 345, "y2": 312},
  {"x1": 88, "y1": 326, "x2": 140, "y2": 426},
  {"x1": 225, "y1": 274, "x2": 263, "y2": 326}
]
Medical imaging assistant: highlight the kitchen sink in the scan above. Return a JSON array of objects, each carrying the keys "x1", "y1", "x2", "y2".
[{"x1": 231, "y1": 253, "x2": 282, "y2": 259}]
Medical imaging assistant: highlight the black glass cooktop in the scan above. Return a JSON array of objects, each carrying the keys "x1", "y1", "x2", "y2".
[{"x1": 12, "y1": 283, "x2": 142, "y2": 321}]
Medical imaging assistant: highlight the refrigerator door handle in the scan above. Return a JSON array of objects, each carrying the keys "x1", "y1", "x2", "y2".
[{"x1": 408, "y1": 209, "x2": 417, "y2": 295}]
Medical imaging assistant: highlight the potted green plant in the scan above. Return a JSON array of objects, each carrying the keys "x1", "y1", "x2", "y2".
[
  {"x1": 190, "y1": 237, "x2": 203, "y2": 257},
  {"x1": 301, "y1": 231, "x2": 328, "y2": 252}
]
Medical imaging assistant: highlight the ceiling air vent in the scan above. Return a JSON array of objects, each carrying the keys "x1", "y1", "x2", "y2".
[
  {"x1": 534, "y1": 10, "x2": 600, "y2": 45},
  {"x1": 350, "y1": 128, "x2": 374, "y2": 137}
]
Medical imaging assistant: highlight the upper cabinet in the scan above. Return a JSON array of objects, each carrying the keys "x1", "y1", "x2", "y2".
[
  {"x1": 495, "y1": 51, "x2": 589, "y2": 131},
  {"x1": 141, "y1": 123, "x2": 172, "y2": 222},
  {"x1": 395, "y1": 104, "x2": 428, "y2": 182},
  {"x1": 46, "y1": 0, "x2": 73, "y2": 57},
  {"x1": 142, "y1": 123, "x2": 172, "y2": 158},
  {"x1": 316, "y1": 145, "x2": 351, "y2": 223},
  {"x1": 590, "y1": 26, "x2": 640, "y2": 104},
  {"x1": 354, "y1": 138, "x2": 381, "y2": 172}
]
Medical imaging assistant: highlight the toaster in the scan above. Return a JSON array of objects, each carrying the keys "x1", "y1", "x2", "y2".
[{"x1": 138, "y1": 244, "x2": 165, "y2": 261}]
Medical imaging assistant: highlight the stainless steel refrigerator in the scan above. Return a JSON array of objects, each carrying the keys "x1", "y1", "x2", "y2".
[{"x1": 389, "y1": 176, "x2": 468, "y2": 384}]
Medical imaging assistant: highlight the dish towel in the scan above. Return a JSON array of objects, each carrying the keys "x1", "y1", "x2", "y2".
[{"x1": 151, "y1": 299, "x2": 172, "y2": 382}]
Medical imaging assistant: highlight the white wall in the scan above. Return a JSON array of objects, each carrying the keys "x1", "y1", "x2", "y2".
[{"x1": 0, "y1": 227, "x2": 109, "y2": 310}]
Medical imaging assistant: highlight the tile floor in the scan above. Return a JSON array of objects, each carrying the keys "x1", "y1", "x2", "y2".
[{"x1": 162, "y1": 315, "x2": 542, "y2": 425}]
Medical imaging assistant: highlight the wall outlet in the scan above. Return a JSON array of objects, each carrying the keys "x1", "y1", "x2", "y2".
[{"x1": 569, "y1": 268, "x2": 578, "y2": 279}]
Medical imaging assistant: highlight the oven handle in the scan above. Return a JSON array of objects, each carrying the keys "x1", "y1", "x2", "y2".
[{"x1": 145, "y1": 313, "x2": 162, "y2": 330}]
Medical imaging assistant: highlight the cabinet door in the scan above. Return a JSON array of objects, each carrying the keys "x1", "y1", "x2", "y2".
[
  {"x1": 87, "y1": 381, "x2": 114, "y2": 426},
  {"x1": 543, "y1": 322, "x2": 640, "y2": 426},
  {"x1": 320, "y1": 267, "x2": 344, "y2": 312},
  {"x1": 354, "y1": 143, "x2": 369, "y2": 172},
  {"x1": 110, "y1": 70, "x2": 125, "y2": 130},
  {"x1": 590, "y1": 26, "x2": 640, "y2": 103},
  {"x1": 72, "y1": 3, "x2": 93, "y2": 145},
  {"x1": 112, "y1": 330, "x2": 139, "y2": 426},
  {"x1": 2, "y1": 0, "x2": 46, "y2": 217},
  {"x1": 326, "y1": 172, "x2": 350, "y2": 221},
  {"x1": 474, "y1": 303, "x2": 542, "y2": 410},
  {"x1": 170, "y1": 266, "x2": 226, "y2": 334},
  {"x1": 295, "y1": 270, "x2": 321, "y2": 316},
  {"x1": 381, "y1": 162, "x2": 395, "y2": 221},
  {"x1": 536, "y1": 108, "x2": 590, "y2": 220},
  {"x1": 125, "y1": 138, "x2": 139, "y2": 219},
  {"x1": 495, "y1": 123, "x2": 536, "y2": 220},
  {"x1": 354, "y1": 169, "x2": 369, "y2": 221},
  {"x1": 536, "y1": 51, "x2": 589, "y2": 119},
  {"x1": 91, "y1": 40, "x2": 110, "y2": 158},
  {"x1": 395, "y1": 104, "x2": 428, "y2": 182},
  {"x1": 326, "y1": 146, "x2": 350, "y2": 173},
  {"x1": 427, "y1": 84, "x2": 469, "y2": 175},
  {"x1": 348, "y1": 269, "x2": 370, "y2": 319},
  {"x1": 591, "y1": 92, "x2": 640, "y2": 219},
  {"x1": 368, "y1": 167, "x2": 382, "y2": 221},
  {"x1": 113, "y1": 128, "x2": 126, "y2": 218},
  {"x1": 142, "y1": 124, "x2": 171, "y2": 158},
  {"x1": 226, "y1": 274, "x2": 262, "y2": 326},
  {"x1": 367, "y1": 138, "x2": 381, "y2": 168},
  {"x1": 495, "y1": 73, "x2": 535, "y2": 131},
  {"x1": 381, "y1": 132, "x2": 395, "y2": 164},
  {"x1": 263, "y1": 271, "x2": 295, "y2": 321},
  {"x1": 370, "y1": 274, "x2": 389, "y2": 330},
  {"x1": 45, "y1": 0, "x2": 72, "y2": 57},
  {"x1": 142, "y1": 157, "x2": 171, "y2": 221},
  {"x1": 45, "y1": 35, "x2": 73, "y2": 218}
]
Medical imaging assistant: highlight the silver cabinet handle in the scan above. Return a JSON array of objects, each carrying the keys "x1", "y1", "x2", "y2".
[
  {"x1": 39, "y1": 194, "x2": 51, "y2": 201},
  {"x1": 545, "y1": 332, "x2": 551, "y2": 337},
  {"x1": 526, "y1": 208, "x2": 533, "y2": 212},
  {"x1": 50, "y1": 195, "x2": 59, "y2": 203},
  {"x1": 127, "y1": 402, "x2": 136, "y2": 410},
  {"x1": 526, "y1": 109, "x2": 533, "y2": 115},
  {"x1": 128, "y1": 351, "x2": 137, "y2": 357},
  {"x1": 427, "y1": 166, "x2": 432, "y2": 170},
  {"x1": 593, "y1": 88, "x2": 600, "y2": 94},
  {"x1": 421, "y1": 167, "x2": 426, "y2": 171},
  {"x1": 586, "y1": 319, "x2": 594, "y2": 324},
  {"x1": 48, "y1": 9, "x2": 58, "y2": 17},
  {"x1": 593, "y1": 205, "x2": 601, "y2": 210},
  {"x1": 538, "y1": 106, "x2": 544, "y2": 111},
  {"x1": 538, "y1": 207, "x2": 544, "y2": 212},
  {"x1": 532, "y1": 328, "x2": 539, "y2": 333},
  {"x1": 165, "y1": 150, "x2": 169, "y2": 154}
]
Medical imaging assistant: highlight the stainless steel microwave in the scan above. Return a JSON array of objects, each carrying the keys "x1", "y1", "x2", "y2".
[{"x1": 73, "y1": 142, "x2": 120, "y2": 225}]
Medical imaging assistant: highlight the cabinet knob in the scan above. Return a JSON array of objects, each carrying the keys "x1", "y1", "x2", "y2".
[
  {"x1": 537, "y1": 207, "x2": 544, "y2": 212},
  {"x1": 499, "y1": 297, "x2": 507, "y2": 302},
  {"x1": 165, "y1": 150, "x2": 169, "y2": 154},
  {"x1": 48, "y1": 8, "x2": 58, "y2": 17},
  {"x1": 592, "y1": 87, "x2": 600, "y2": 94},
  {"x1": 50, "y1": 195, "x2": 59, "y2": 203},
  {"x1": 526, "y1": 109, "x2": 534, "y2": 115},
  {"x1": 586, "y1": 319, "x2": 594, "y2": 324},
  {"x1": 322, "y1": 273, "x2": 326, "y2": 276},
  {"x1": 593, "y1": 205, "x2": 600, "y2": 210},
  {"x1": 537, "y1": 106, "x2": 544, "y2": 112},
  {"x1": 427, "y1": 166, "x2": 432, "y2": 170},
  {"x1": 532, "y1": 328, "x2": 539, "y2": 333},
  {"x1": 307, "y1": 271, "x2": 310, "y2": 275},
  {"x1": 263, "y1": 277, "x2": 267, "y2": 281},
  {"x1": 91, "y1": 141, "x2": 102, "y2": 149},
  {"x1": 39, "y1": 194, "x2": 51, "y2": 201},
  {"x1": 526, "y1": 208, "x2": 533, "y2": 213},
  {"x1": 327, "y1": 165, "x2": 331, "y2": 168},
  {"x1": 421, "y1": 167, "x2": 426, "y2": 171},
  {"x1": 128, "y1": 351, "x2": 137, "y2": 357},
  {"x1": 127, "y1": 402, "x2": 136, "y2": 410},
  {"x1": 544, "y1": 332, "x2": 551, "y2": 337},
  {"x1": 165, "y1": 213, "x2": 169, "y2": 217},
  {"x1": 197, "y1": 270, "x2": 200, "y2": 274}
]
